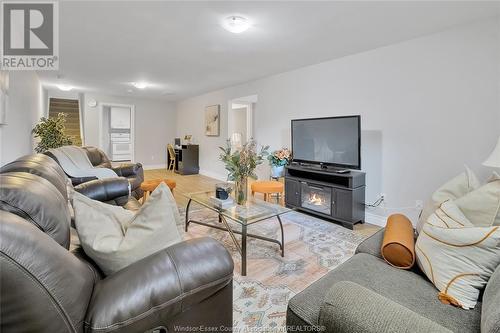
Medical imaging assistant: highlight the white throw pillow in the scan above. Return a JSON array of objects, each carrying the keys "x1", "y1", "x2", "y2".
[
  {"x1": 454, "y1": 179, "x2": 500, "y2": 227},
  {"x1": 416, "y1": 204, "x2": 500, "y2": 309},
  {"x1": 73, "y1": 183, "x2": 182, "y2": 275},
  {"x1": 417, "y1": 166, "x2": 480, "y2": 233},
  {"x1": 489, "y1": 173, "x2": 500, "y2": 226},
  {"x1": 426, "y1": 200, "x2": 472, "y2": 228},
  {"x1": 488, "y1": 171, "x2": 500, "y2": 183}
]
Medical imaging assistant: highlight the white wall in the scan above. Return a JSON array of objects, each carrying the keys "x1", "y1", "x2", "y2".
[
  {"x1": 82, "y1": 93, "x2": 176, "y2": 168},
  {"x1": 176, "y1": 18, "x2": 500, "y2": 224},
  {"x1": 0, "y1": 71, "x2": 44, "y2": 166}
]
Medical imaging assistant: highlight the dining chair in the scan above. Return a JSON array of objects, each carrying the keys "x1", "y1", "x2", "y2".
[{"x1": 167, "y1": 144, "x2": 176, "y2": 172}]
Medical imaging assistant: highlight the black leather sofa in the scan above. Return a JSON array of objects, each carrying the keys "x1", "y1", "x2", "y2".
[
  {"x1": 45, "y1": 146, "x2": 145, "y2": 199},
  {"x1": 0, "y1": 154, "x2": 234, "y2": 333},
  {"x1": 0, "y1": 153, "x2": 141, "y2": 210}
]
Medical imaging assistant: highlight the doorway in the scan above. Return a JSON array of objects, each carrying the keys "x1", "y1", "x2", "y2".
[
  {"x1": 98, "y1": 102, "x2": 135, "y2": 162},
  {"x1": 227, "y1": 94, "x2": 257, "y2": 145}
]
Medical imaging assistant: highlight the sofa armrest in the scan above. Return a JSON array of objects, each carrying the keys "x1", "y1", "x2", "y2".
[
  {"x1": 74, "y1": 177, "x2": 130, "y2": 202},
  {"x1": 355, "y1": 228, "x2": 385, "y2": 259},
  {"x1": 71, "y1": 176, "x2": 98, "y2": 186},
  {"x1": 319, "y1": 281, "x2": 452, "y2": 333},
  {"x1": 482, "y1": 264, "x2": 500, "y2": 333},
  {"x1": 84, "y1": 237, "x2": 234, "y2": 333},
  {"x1": 112, "y1": 163, "x2": 143, "y2": 178}
]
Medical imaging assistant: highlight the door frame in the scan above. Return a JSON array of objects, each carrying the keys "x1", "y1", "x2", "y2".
[
  {"x1": 227, "y1": 94, "x2": 257, "y2": 142},
  {"x1": 98, "y1": 102, "x2": 135, "y2": 163}
]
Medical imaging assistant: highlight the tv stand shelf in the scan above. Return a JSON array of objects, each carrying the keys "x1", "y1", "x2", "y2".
[{"x1": 285, "y1": 165, "x2": 365, "y2": 229}]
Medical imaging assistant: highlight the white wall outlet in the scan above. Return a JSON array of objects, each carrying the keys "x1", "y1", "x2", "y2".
[
  {"x1": 415, "y1": 200, "x2": 423, "y2": 210},
  {"x1": 380, "y1": 193, "x2": 386, "y2": 201},
  {"x1": 151, "y1": 155, "x2": 155, "y2": 161}
]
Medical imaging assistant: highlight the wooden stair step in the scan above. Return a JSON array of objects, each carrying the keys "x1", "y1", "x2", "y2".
[
  {"x1": 50, "y1": 100, "x2": 78, "y2": 105},
  {"x1": 49, "y1": 97, "x2": 82, "y2": 146}
]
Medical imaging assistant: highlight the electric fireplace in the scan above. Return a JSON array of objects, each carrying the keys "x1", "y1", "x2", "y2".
[
  {"x1": 284, "y1": 165, "x2": 366, "y2": 230},
  {"x1": 301, "y1": 183, "x2": 332, "y2": 215}
]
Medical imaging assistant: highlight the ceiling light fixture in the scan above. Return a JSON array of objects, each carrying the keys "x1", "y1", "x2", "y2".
[
  {"x1": 132, "y1": 82, "x2": 149, "y2": 89},
  {"x1": 222, "y1": 15, "x2": 251, "y2": 34},
  {"x1": 57, "y1": 84, "x2": 73, "y2": 91}
]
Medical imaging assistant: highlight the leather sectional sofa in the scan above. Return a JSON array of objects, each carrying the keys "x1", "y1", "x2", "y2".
[
  {"x1": 1, "y1": 153, "x2": 141, "y2": 210},
  {"x1": 0, "y1": 153, "x2": 234, "y2": 333}
]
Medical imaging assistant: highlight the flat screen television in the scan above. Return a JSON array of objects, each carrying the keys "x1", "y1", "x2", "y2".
[{"x1": 291, "y1": 115, "x2": 361, "y2": 169}]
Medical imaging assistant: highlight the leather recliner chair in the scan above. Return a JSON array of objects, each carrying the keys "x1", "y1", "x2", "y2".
[
  {"x1": 0, "y1": 154, "x2": 234, "y2": 333},
  {"x1": 45, "y1": 146, "x2": 145, "y2": 199}
]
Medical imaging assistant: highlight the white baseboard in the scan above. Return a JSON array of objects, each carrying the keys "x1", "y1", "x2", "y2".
[
  {"x1": 365, "y1": 212, "x2": 388, "y2": 227},
  {"x1": 364, "y1": 206, "x2": 420, "y2": 228},
  {"x1": 199, "y1": 169, "x2": 227, "y2": 181},
  {"x1": 142, "y1": 164, "x2": 166, "y2": 170}
]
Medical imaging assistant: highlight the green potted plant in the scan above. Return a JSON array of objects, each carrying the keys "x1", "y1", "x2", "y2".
[
  {"x1": 32, "y1": 113, "x2": 74, "y2": 153},
  {"x1": 268, "y1": 147, "x2": 291, "y2": 178},
  {"x1": 219, "y1": 139, "x2": 269, "y2": 205}
]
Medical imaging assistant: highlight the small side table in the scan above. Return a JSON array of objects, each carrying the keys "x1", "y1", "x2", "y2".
[{"x1": 141, "y1": 178, "x2": 176, "y2": 202}]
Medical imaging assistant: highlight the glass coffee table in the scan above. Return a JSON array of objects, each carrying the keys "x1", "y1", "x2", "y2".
[{"x1": 183, "y1": 191, "x2": 291, "y2": 276}]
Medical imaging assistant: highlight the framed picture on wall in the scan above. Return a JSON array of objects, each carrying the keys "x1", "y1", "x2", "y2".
[
  {"x1": 205, "y1": 104, "x2": 220, "y2": 136},
  {"x1": 0, "y1": 72, "x2": 9, "y2": 125}
]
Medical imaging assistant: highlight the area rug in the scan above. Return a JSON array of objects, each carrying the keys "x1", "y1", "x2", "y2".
[{"x1": 177, "y1": 203, "x2": 374, "y2": 332}]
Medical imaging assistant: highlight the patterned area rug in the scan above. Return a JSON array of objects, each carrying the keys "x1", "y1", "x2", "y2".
[{"x1": 178, "y1": 203, "x2": 373, "y2": 332}]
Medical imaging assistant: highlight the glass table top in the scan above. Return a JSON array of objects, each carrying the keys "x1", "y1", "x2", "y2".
[{"x1": 182, "y1": 190, "x2": 291, "y2": 225}]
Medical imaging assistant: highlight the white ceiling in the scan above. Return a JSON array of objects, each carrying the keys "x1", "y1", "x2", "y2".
[{"x1": 38, "y1": 1, "x2": 500, "y2": 101}]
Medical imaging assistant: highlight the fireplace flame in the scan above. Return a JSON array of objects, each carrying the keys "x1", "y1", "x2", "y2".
[{"x1": 309, "y1": 193, "x2": 324, "y2": 206}]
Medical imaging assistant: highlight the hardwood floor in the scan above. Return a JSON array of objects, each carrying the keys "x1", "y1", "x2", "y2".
[{"x1": 144, "y1": 168, "x2": 380, "y2": 235}]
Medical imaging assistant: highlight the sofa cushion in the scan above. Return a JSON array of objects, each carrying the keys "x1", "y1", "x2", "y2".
[
  {"x1": 0, "y1": 153, "x2": 69, "y2": 200},
  {"x1": 381, "y1": 214, "x2": 415, "y2": 269},
  {"x1": 416, "y1": 221, "x2": 500, "y2": 309},
  {"x1": 73, "y1": 183, "x2": 182, "y2": 275},
  {"x1": 417, "y1": 166, "x2": 480, "y2": 234},
  {"x1": 1, "y1": 211, "x2": 94, "y2": 332},
  {"x1": 83, "y1": 146, "x2": 112, "y2": 168},
  {"x1": 454, "y1": 178, "x2": 500, "y2": 227},
  {"x1": 319, "y1": 281, "x2": 452, "y2": 333},
  {"x1": 482, "y1": 264, "x2": 500, "y2": 333},
  {"x1": 355, "y1": 228, "x2": 384, "y2": 259},
  {"x1": 427, "y1": 200, "x2": 472, "y2": 228},
  {"x1": 287, "y1": 253, "x2": 481, "y2": 333},
  {"x1": 0, "y1": 172, "x2": 71, "y2": 249}
]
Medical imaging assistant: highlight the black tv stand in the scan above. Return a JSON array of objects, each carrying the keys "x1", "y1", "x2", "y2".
[{"x1": 284, "y1": 164, "x2": 365, "y2": 229}]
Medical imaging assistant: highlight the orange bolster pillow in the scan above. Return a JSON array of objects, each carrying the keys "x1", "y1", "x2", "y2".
[{"x1": 381, "y1": 214, "x2": 415, "y2": 269}]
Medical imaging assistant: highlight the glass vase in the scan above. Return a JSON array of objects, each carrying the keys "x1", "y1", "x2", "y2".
[{"x1": 234, "y1": 177, "x2": 248, "y2": 205}]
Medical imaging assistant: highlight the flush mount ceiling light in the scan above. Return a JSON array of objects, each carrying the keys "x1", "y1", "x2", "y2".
[
  {"x1": 222, "y1": 15, "x2": 251, "y2": 34},
  {"x1": 132, "y1": 82, "x2": 149, "y2": 89},
  {"x1": 57, "y1": 84, "x2": 73, "y2": 91}
]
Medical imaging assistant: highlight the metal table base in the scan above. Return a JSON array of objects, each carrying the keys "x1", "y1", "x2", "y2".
[{"x1": 184, "y1": 198, "x2": 285, "y2": 276}]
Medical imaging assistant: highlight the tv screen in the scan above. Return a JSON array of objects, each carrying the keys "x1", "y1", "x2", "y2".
[{"x1": 291, "y1": 116, "x2": 361, "y2": 169}]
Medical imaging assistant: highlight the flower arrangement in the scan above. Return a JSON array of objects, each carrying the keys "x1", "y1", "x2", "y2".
[
  {"x1": 268, "y1": 148, "x2": 292, "y2": 167},
  {"x1": 268, "y1": 147, "x2": 291, "y2": 178},
  {"x1": 219, "y1": 139, "x2": 269, "y2": 204}
]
